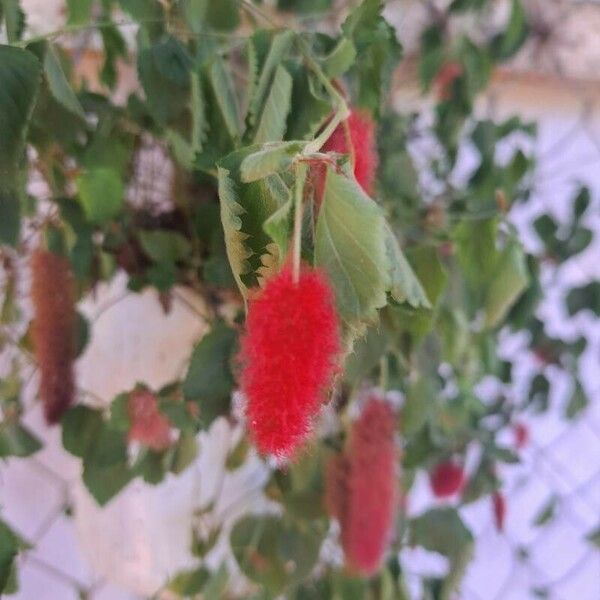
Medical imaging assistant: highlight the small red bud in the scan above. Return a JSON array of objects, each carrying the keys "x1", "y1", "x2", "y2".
[
  {"x1": 492, "y1": 491, "x2": 507, "y2": 532},
  {"x1": 429, "y1": 460, "x2": 466, "y2": 498},
  {"x1": 127, "y1": 389, "x2": 172, "y2": 451},
  {"x1": 513, "y1": 422, "x2": 529, "y2": 450}
]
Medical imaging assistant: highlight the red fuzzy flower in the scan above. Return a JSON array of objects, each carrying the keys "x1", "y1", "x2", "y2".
[
  {"x1": 513, "y1": 422, "x2": 529, "y2": 450},
  {"x1": 127, "y1": 389, "x2": 172, "y2": 451},
  {"x1": 240, "y1": 264, "x2": 340, "y2": 458},
  {"x1": 313, "y1": 108, "x2": 379, "y2": 203},
  {"x1": 492, "y1": 491, "x2": 507, "y2": 532},
  {"x1": 325, "y1": 398, "x2": 397, "y2": 576},
  {"x1": 429, "y1": 460, "x2": 466, "y2": 498},
  {"x1": 30, "y1": 248, "x2": 76, "y2": 424}
]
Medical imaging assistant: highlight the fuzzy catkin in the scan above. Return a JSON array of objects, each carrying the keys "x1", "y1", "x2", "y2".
[
  {"x1": 127, "y1": 389, "x2": 172, "y2": 451},
  {"x1": 30, "y1": 248, "x2": 76, "y2": 424},
  {"x1": 313, "y1": 108, "x2": 379, "y2": 203},
  {"x1": 326, "y1": 398, "x2": 397, "y2": 576},
  {"x1": 239, "y1": 264, "x2": 340, "y2": 458}
]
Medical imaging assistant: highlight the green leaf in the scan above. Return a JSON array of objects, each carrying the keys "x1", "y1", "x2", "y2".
[
  {"x1": 168, "y1": 567, "x2": 210, "y2": 596},
  {"x1": 493, "y1": 0, "x2": 528, "y2": 59},
  {"x1": 572, "y1": 187, "x2": 590, "y2": 220},
  {"x1": 170, "y1": 431, "x2": 199, "y2": 474},
  {"x1": 322, "y1": 37, "x2": 356, "y2": 78},
  {"x1": 218, "y1": 148, "x2": 289, "y2": 296},
  {"x1": 277, "y1": 0, "x2": 332, "y2": 13},
  {"x1": 203, "y1": 564, "x2": 229, "y2": 598},
  {"x1": 206, "y1": 0, "x2": 240, "y2": 31},
  {"x1": 402, "y1": 376, "x2": 435, "y2": 436},
  {"x1": 341, "y1": 0, "x2": 401, "y2": 113},
  {"x1": 565, "y1": 381, "x2": 588, "y2": 420},
  {"x1": 253, "y1": 65, "x2": 293, "y2": 144},
  {"x1": 190, "y1": 70, "x2": 207, "y2": 154},
  {"x1": 139, "y1": 230, "x2": 191, "y2": 264},
  {"x1": 484, "y1": 238, "x2": 529, "y2": 328},
  {"x1": 82, "y1": 461, "x2": 132, "y2": 506},
  {"x1": 217, "y1": 165, "x2": 253, "y2": 296},
  {"x1": 137, "y1": 36, "x2": 190, "y2": 125},
  {"x1": 385, "y1": 225, "x2": 430, "y2": 308},
  {"x1": 343, "y1": 324, "x2": 389, "y2": 385},
  {"x1": 533, "y1": 214, "x2": 558, "y2": 248},
  {"x1": 1, "y1": 0, "x2": 25, "y2": 42},
  {"x1": 66, "y1": 0, "x2": 93, "y2": 24},
  {"x1": 209, "y1": 56, "x2": 242, "y2": 141},
  {"x1": 0, "y1": 422, "x2": 42, "y2": 458},
  {"x1": 410, "y1": 508, "x2": 473, "y2": 559},
  {"x1": 0, "y1": 520, "x2": 21, "y2": 592},
  {"x1": 566, "y1": 282, "x2": 600, "y2": 316},
  {"x1": 62, "y1": 406, "x2": 103, "y2": 458},
  {"x1": 586, "y1": 524, "x2": 600, "y2": 549},
  {"x1": 248, "y1": 30, "x2": 295, "y2": 127},
  {"x1": 533, "y1": 496, "x2": 557, "y2": 527},
  {"x1": 100, "y1": 23, "x2": 127, "y2": 89},
  {"x1": 43, "y1": 45, "x2": 85, "y2": 119},
  {"x1": 231, "y1": 516, "x2": 322, "y2": 594},
  {"x1": 419, "y1": 25, "x2": 444, "y2": 89},
  {"x1": 453, "y1": 217, "x2": 498, "y2": 292},
  {"x1": 287, "y1": 67, "x2": 331, "y2": 141},
  {"x1": 77, "y1": 168, "x2": 124, "y2": 224},
  {"x1": 405, "y1": 246, "x2": 448, "y2": 307},
  {"x1": 315, "y1": 168, "x2": 388, "y2": 321},
  {"x1": 183, "y1": 322, "x2": 237, "y2": 428},
  {"x1": 74, "y1": 311, "x2": 90, "y2": 358},
  {"x1": 0, "y1": 46, "x2": 41, "y2": 246},
  {"x1": 241, "y1": 141, "x2": 306, "y2": 183}
]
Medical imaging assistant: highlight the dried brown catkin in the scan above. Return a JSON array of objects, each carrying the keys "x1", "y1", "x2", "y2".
[{"x1": 30, "y1": 248, "x2": 76, "y2": 424}]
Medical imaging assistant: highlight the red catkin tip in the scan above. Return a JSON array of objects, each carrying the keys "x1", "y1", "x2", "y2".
[
  {"x1": 325, "y1": 397, "x2": 397, "y2": 576},
  {"x1": 492, "y1": 491, "x2": 507, "y2": 532},
  {"x1": 313, "y1": 108, "x2": 379, "y2": 204},
  {"x1": 240, "y1": 264, "x2": 341, "y2": 458},
  {"x1": 30, "y1": 248, "x2": 76, "y2": 425},
  {"x1": 127, "y1": 389, "x2": 172, "y2": 452},
  {"x1": 429, "y1": 460, "x2": 466, "y2": 499}
]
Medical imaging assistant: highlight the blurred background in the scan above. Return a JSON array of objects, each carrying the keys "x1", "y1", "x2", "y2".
[{"x1": 1, "y1": 1, "x2": 599, "y2": 599}]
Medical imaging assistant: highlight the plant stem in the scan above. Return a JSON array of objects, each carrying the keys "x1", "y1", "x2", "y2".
[
  {"x1": 297, "y1": 37, "x2": 350, "y2": 154},
  {"x1": 292, "y1": 163, "x2": 308, "y2": 284}
]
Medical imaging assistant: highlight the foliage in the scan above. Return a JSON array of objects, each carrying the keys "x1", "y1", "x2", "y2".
[{"x1": 0, "y1": 0, "x2": 595, "y2": 598}]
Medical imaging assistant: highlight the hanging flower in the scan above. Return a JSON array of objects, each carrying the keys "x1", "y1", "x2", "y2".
[
  {"x1": 30, "y1": 248, "x2": 76, "y2": 425},
  {"x1": 429, "y1": 460, "x2": 466, "y2": 498},
  {"x1": 127, "y1": 389, "x2": 172, "y2": 452},
  {"x1": 325, "y1": 397, "x2": 397, "y2": 576},
  {"x1": 240, "y1": 263, "x2": 340, "y2": 458}
]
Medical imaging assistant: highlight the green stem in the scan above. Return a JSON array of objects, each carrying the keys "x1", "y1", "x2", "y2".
[
  {"x1": 292, "y1": 163, "x2": 308, "y2": 283},
  {"x1": 17, "y1": 17, "x2": 244, "y2": 48},
  {"x1": 297, "y1": 37, "x2": 350, "y2": 154},
  {"x1": 379, "y1": 355, "x2": 389, "y2": 393}
]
